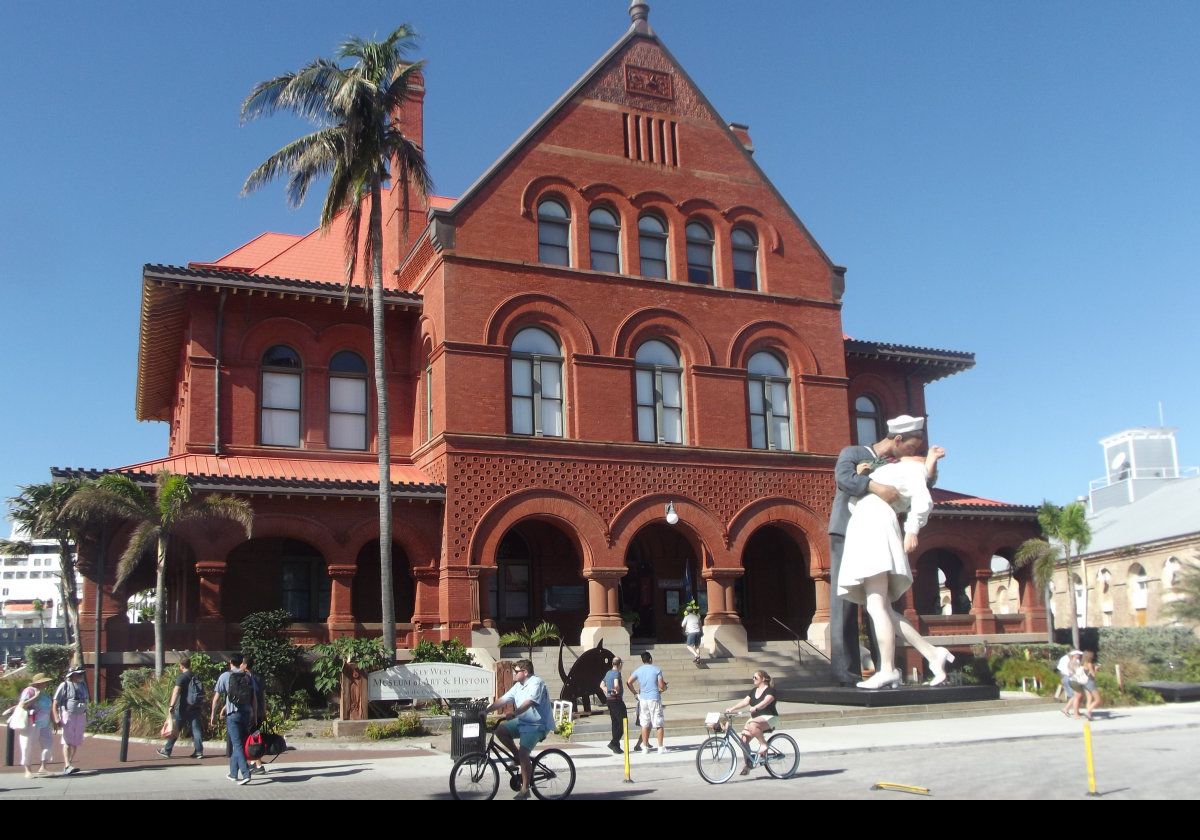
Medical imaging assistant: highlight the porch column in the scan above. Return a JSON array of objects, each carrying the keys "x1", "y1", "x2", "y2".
[
  {"x1": 327, "y1": 563, "x2": 356, "y2": 636},
  {"x1": 971, "y1": 568, "x2": 997, "y2": 634},
  {"x1": 580, "y1": 567, "x2": 630, "y2": 657},
  {"x1": 701, "y1": 569, "x2": 747, "y2": 657},
  {"x1": 194, "y1": 559, "x2": 229, "y2": 650},
  {"x1": 1022, "y1": 574, "x2": 1047, "y2": 634},
  {"x1": 411, "y1": 566, "x2": 440, "y2": 639},
  {"x1": 469, "y1": 566, "x2": 502, "y2": 665},
  {"x1": 440, "y1": 566, "x2": 474, "y2": 644}
]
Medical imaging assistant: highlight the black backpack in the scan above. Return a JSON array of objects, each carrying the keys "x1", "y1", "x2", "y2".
[
  {"x1": 186, "y1": 674, "x2": 205, "y2": 709},
  {"x1": 227, "y1": 671, "x2": 253, "y2": 709}
]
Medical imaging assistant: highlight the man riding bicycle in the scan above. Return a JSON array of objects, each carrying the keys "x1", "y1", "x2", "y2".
[{"x1": 486, "y1": 658, "x2": 553, "y2": 800}]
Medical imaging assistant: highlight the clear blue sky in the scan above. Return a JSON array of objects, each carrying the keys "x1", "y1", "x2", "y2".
[{"x1": 1, "y1": 1, "x2": 1197, "y2": 519}]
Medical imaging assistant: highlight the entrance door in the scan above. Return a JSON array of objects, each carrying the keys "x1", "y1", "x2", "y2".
[{"x1": 623, "y1": 524, "x2": 701, "y2": 643}]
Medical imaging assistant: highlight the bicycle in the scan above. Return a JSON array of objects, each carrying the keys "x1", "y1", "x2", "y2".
[
  {"x1": 449, "y1": 722, "x2": 577, "y2": 800},
  {"x1": 695, "y1": 712, "x2": 799, "y2": 784}
]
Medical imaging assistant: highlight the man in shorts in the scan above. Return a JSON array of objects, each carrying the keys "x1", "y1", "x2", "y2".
[
  {"x1": 626, "y1": 651, "x2": 667, "y2": 754},
  {"x1": 487, "y1": 658, "x2": 552, "y2": 800}
]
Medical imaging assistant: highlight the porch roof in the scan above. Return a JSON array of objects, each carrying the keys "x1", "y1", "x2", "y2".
[{"x1": 932, "y1": 488, "x2": 1038, "y2": 521}]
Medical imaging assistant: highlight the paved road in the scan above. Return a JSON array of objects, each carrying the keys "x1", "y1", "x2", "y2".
[{"x1": 3, "y1": 704, "x2": 1197, "y2": 799}]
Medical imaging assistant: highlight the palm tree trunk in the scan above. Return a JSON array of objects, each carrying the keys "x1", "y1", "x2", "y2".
[
  {"x1": 154, "y1": 536, "x2": 168, "y2": 677},
  {"x1": 1044, "y1": 585, "x2": 1054, "y2": 646},
  {"x1": 1065, "y1": 549, "x2": 1081, "y2": 651},
  {"x1": 370, "y1": 175, "x2": 396, "y2": 661},
  {"x1": 58, "y1": 537, "x2": 83, "y2": 667}
]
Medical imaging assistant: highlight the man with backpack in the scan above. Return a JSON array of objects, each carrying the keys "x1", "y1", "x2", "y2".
[
  {"x1": 158, "y1": 656, "x2": 206, "y2": 760},
  {"x1": 210, "y1": 653, "x2": 259, "y2": 785}
]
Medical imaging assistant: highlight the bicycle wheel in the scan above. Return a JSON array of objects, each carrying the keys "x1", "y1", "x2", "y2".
[
  {"x1": 764, "y1": 733, "x2": 800, "y2": 779},
  {"x1": 530, "y1": 748, "x2": 576, "y2": 800},
  {"x1": 449, "y1": 752, "x2": 499, "y2": 800},
  {"x1": 695, "y1": 736, "x2": 738, "y2": 784}
]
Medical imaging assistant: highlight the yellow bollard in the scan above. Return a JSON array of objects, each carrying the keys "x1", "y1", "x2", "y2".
[
  {"x1": 871, "y1": 782, "x2": 931, "y2": 796},
  {"x1": 1082, "y1": 720, "x2": 1100, "y2": 796},
  {"x1": 623, "y1": 717, "x2": 632, "y2": 782}
]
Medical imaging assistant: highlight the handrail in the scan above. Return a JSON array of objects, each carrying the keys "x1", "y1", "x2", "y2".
[{"x1": 770, "y1": 616, "x2": 816, "y2": 665}]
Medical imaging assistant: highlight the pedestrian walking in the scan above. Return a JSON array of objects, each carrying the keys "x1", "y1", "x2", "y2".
[
  {"x1": 52, "y1": 667, "x2": 89, "y2": 774},
  {"x1": 681, "y1": 602, "x2": 703, "y2": 664},
  {"x1": 4, "y1": 672, "x2": 55, "y2": 777},
  {"x1": 210, "y1": 653, "x2": 259, "y2": 785},
  {"x1": 159, "y1": 656, "x2": 205, "y2": 759},
  {"x1": 626, "y1": 651, "x2": 668, "y2": 754}
]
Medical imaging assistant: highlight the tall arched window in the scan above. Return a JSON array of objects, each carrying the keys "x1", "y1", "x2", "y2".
[
  {"x1": 732, "y1": 227, "x2": 759, "y2": 290},
  {"x1": 537, "y1": 198, "x2": 570, "y2": 266},
  {"x1": 747, "y1": 351, "x2": 792, "y2": 451},
  {"x1": 685, "y1": 220, "x2": 714, "y2": 285},
  {"x1": 638, "y1": 214, "x2": 668, "y2": 279},
  {"x1": 635, "y1": 340, "x2": 683, "y2": 444},
  {"x1": 589, "y1": 206, "x2": 621, "y2": 272},
  {"x1": 328, "y1": 350, "x2": 368, "y2": 450},
  {"x1": 280, "y1": 549, "x2": 330, "y2": 622},
  {"x1": 489, "y1": 531, "x2": 531, "y2": 621},
  {"x1": 854, "y1": 396, "x2": 882, "y2": 446},
  {"x1": 261, "y1": 344, "x2": 302, "y2": 447},
  {"x1": 511, "y1": 327, "x2": 564, "y2": 437}
]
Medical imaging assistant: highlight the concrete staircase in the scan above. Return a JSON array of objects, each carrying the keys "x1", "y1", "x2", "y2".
[{"x1": 500, "y1": 639, "x2": 831, "y2": 705}]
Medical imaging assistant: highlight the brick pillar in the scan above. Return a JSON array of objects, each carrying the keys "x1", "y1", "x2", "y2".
[
  {"x1": 194, "y1": 559, "x2": 228, "y2": 650},
  {"x1": 412, "y1": 566, "x2": 440, "y2": 639},
  {"x1": 441, "y1": 566, "x2": 474, "y2": 644},
  {"x1": 1022, "y1": 574, "x2": 1047, "y2": 634},
  {"x1": 327, "y1": 563, "x2": 356, "y2": 636},
  {"x1": 582, "y1": 568, "x2": 625, "y2": 627},
  {"x1": 477, "y1": 566, "x2": 498, "y2": 629},
  {"x1": 972, "y1": 568, "x2": 997, "y2": 634},
  {"x1": 812, "y1": 571, "x2": 831, "y2": 624},
  {"x1": 702, "y1": 569, "x2": 744, "y2": 625}
]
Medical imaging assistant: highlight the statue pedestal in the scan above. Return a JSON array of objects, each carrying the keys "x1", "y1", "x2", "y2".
[
  {"x1": 580, "y1": 625, "x2": 629, "y2": 659},
  {"x1": 469, "y1": 627, "x2": 501, "y2": 669},
  {"x1": 702, "y1": 623, "x2": 748, "y2": 658}
]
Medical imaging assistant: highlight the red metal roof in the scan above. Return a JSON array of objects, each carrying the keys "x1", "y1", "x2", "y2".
[
  {"x1": 53, "y1": 455, "x2": 443, "y2": 499},
  {"x1": 191, "y1": 232, "x2": 304, "y2": 272},
  {"x1": 932, "y1": 488, "x2": 1036, "y2": 515}
]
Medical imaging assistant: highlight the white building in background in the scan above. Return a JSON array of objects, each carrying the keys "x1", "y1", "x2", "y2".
[
  {"x1": 987, "y1": 427, "x2": 1200, "y2": 628},
  {"x1": 0, "y1": 525, "x2": 74, "y2": 629}
]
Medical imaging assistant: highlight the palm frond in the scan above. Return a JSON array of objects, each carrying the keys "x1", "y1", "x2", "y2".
[
  {"x1": 1015, "y1": 538, "x2": 1061, "y2": 592},
  {"x1": 62, "y1": 479, "x2": 150, "y2": 527},
  {"x1": 0, "y1": 539, "x2": 33, "y2": 556},
  {"x1": 242, "y1": 126, "x2": 344, "y2": 205},
  {"x1": 174, "y1": 494, "x2": 254, "y2": 537},
  {"x1": 1164, "y1": 561, "x2": 1200, "y2": 625},
  {"x1": 115, "y1": 521, "x2": 160, "y2": 590},
  {"x1": 240, "y1": 59, "x2": 346, "y2": 125},
  {"x1": 1059, "y1": 501, "x2": 1092, "y2": 554}
]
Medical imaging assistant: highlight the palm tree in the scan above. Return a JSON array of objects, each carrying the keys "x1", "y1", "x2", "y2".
[
  {"x1": 1015, "y1": 501, "x2": 1092, "y2": 649},
  {"x1": 1164, "y1": 554, "x2": 1200, "y2": 626},
  {"x1": 31, "y1": 598, "x2": 46, "y2": 644},
  {"x1": 63, "y1": 472, "x2": 253, "y2": 676},
  {"x1": 240, "y1": 25, "x2": 432, "y2": 659},
  {"x1": 2, "y1": 479, "x2": 89, "y2": 665},
  {"x1": 498, "y1": 621, "x2": 561, "y2": 659}
]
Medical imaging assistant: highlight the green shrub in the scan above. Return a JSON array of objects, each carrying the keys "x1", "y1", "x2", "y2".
[
  {"x1": 991, "y1": 658, "x2": 1058, "y2": 695},
  {"x1": 1097, "y1": 626, "x2": 1197, "y2": 671},
  {"x1": 115, "y1": 669, "x2": 174, "y2": 737},
  {"x1": 85, "y1": 701, "x2": 121, "y2": 734},
  {"x1": 1094, "y1": 667, "x2": 1162, "y2": 706},
  {"x1": 310, "y1": 637, "x2": 392, "y2": 697},
  {"x1": 260, "y1": 689, "x2": 310, "y2": 735},
  {"x1": 23, "y1": 644, "x2": 73, "y2": 680},
  {"x1": 120, "y1": 668, "x2": 154, "y2": 692},
  {"x1": 365, "y1": 710, "x2": 427, "y2": 740},
  {"x1": 410, "y1": 639, "x2": 477, "y2": 665},
  {"x1": 239, "y1": 610, "x2": 301, "y2": 694},
  {"x1": 0, "y1": 674, "x2": 32, "y2": 705}
]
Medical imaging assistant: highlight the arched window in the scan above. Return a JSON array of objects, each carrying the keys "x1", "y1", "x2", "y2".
[
  {"x1": 854, "y1": 396, "x2": 882, "y2": 446},
  {"x1": 589, "y1": 206, "x2": 621, "y2": 272},
  {"x1": 261, "y1": 345, "x2": 302, "y2": 447},
  {"x1": 1163, "y1": 557, "x2": 1181, "y2": 590},
  {"x1": 328, "y1": 350, "x2": 368, "y2": 450},
  {"x1": 280, "y1": 549, "x2": 330, "y2": 622},
  {"x1": 1130, "y1": 564, "x2": 1149, "y2": 620},
  {"x1": 638, "y1": 214, "x2": 668, "y2": 279},
  {"x1": 511, "y1": 327, "x2": 564, "y2": 437},
  {"x1": 537, "y1": 198, "x2": 570, "y2": 266},
  {"x1": 1073, "y1": 573, "x2": 1087, "y2": 626},
  {"x1": 685, "y1": 220, "x2": 714, "y2": 285},
  {"x1": 747, "y1": 351, "x2": 792, "y2": 451},
  {"x1": 635, "y1": 340, "x2": 683, "y2": 444},
  {"x1": 732, "y1": 227, "x2": 759, "y2": 290}
]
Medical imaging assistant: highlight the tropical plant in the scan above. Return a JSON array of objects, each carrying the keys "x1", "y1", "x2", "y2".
[
  {"x1": 365, "y1": 710, "x2": 426, "y2": 740},
  {"x1": 2, "y1": 479, "x2": 90, "y2": 665},
  {"x1": 410, "y1": 639, "x2": 477, "y2": 665},
  {"x1": 498, "y1": 621, "x2": 561, "y2": 658},
  {"x1": 311, "y1": 637, "x2": 392, "y2": 697},
  {"x1": 63, "y1": 471, "x2": 253, "y2": 676},
  {"x1": 241, "y1": 24, "x2": 432, "y2": 658},
  {"x1": 1015, "y1": 501, "x2": 1092, "y2": 649},
  {"x1": 239, "y1": 609, "x2": 301, "y2": 693},
  {"x1": 31, "y1": 598, "x2": 46, "y2": 644}
]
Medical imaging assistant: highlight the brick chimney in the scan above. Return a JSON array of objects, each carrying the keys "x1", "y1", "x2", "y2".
[{"x1": 728, "y1": 122, "x2": 753, "y2": 155}]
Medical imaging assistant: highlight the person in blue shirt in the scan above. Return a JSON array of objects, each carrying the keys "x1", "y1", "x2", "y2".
[
  {"x1": 486, "y1": 658, "x2": 552, "y2": 800},
  {"x1": 626, "y1": 651, "x2": 668, "y2": 754}
]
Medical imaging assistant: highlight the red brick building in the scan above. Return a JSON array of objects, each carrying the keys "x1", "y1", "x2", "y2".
[{"x1": 65, "y1": 4, "x2": 1041, "y2": 687}]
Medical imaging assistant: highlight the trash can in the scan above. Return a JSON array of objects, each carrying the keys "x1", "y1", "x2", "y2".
[{"x1": 450, "y1": 701, "x2": 488, "y2": 760}]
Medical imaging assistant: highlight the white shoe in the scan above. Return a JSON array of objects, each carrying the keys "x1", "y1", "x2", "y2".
[
  {"x1": 856, "y1": 669, "x2": 901, "y2": 690},
  {"x1": 927, "y1": 648, "x2": 956, "y2": 686},
  {"x1": 656, "y1": 746, "x2": 667, "y2": 755}
]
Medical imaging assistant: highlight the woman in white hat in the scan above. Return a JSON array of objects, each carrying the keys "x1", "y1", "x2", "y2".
[{"x1": 3, "y1": 672, "x2": 56, "y2": 777}]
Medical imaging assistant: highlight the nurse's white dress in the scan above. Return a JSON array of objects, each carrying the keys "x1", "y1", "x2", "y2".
[{"x1": 836, "y1": 460, "x2": 933, "y2": 606}]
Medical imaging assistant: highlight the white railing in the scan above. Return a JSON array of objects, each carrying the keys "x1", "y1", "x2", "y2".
[{"x1": 1088, "y1": 465, "x2": 1197, "y2": 492}]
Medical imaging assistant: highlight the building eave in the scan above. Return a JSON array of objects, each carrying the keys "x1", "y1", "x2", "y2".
[{"x1": 845, "y1": 338, "x2": 976, "y2": 383}]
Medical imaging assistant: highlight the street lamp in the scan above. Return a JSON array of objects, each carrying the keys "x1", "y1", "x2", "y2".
[{"x1": 665, "y1": 502, "x2": 679, "y2": 526}]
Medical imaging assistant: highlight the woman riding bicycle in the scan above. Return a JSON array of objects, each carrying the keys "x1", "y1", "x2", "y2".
[{"x1": 724, "y1": 670, "x2": 780, "y2": 775}]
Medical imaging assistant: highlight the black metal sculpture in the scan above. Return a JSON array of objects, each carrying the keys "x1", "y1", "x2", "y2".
[{"x1": 557, "y1": 637, "x2": 615, "y2": 716}]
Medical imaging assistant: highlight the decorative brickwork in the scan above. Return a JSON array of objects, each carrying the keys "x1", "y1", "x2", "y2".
[{"x1": 581, "y1": 41, "x2": 713, "y2": 120}]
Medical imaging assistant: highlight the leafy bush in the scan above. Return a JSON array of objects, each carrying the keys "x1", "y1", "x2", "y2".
[
  {"x1": 554, "y1": 717, "x2": 574, "y2": 740},
  {"x1": 1097, "y1": 627, "x2": 1197, "y2": 675},
  {"x1": 24, "y1": 644, "x2": 73, "y2": 680},
  {"x1": 311, "y1": 637, "x2": 392, "y2": 697},
  {"x1": 410, "y1": 639, "x2": 477, "y2": 666},
  {"x1": 991, "y1": 658, "x2": 1058, "y2": 695},
  {"x1": 114, "y1": 669, "x2": 174, "y2": 737},
  {"x1": 1095, "y1": 667, "x2": 1162, "y2": 706},
  {"x1": 260, "y1": 689, "x2": 311, "y2": 735},
  {"x1": 85, "y1": 701, "x2": 121, "y2": 734},
  {"x1": 120, "y1": 667, "x2": 154, "y2": 692},
  {"x1": 239, "y1": 610, "x2": 301, "y2": 693},
  {"x1": 365, "y1": 710, "x2": 427, "y2": 740},
  {"x1": 0, "y1": 674, "x2": 32, "y2": 705}
]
